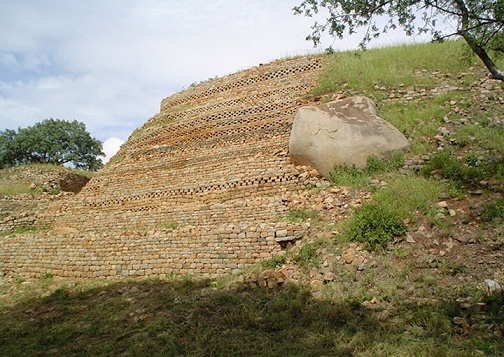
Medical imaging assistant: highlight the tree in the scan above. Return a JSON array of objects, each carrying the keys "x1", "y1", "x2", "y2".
[
  {"x1": 293, "y1": 0, "x2": 504, "y2": 80},
  {"x1": 0, "y1": 119, "x2": 104, "y2": 171},
  {"x1": 0, "y1": 129, "x2": 19, "y2": 168}
]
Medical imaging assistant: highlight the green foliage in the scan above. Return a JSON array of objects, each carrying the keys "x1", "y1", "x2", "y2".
[
  {"x1": 421, "y1": 149, "x2": 502, "y2": 187},
  {"x1": 0, "y1": 118, "x2": 104, "y2": 171},
  {"x1": 373, "y1": 176, "x2": 442, "y2": 219},
  {"x1": 344, "y1": 202, "x2": 406, "y2": 251},
  {"x1": 2, "y1": 277, "x2": 501, "y2": 356},
  {"x1": 329, "y1": 163, "x2": 369, "y2": 187},
  {"x1": 285, "y1": 208, "x2": 320, "y2": 222},
  {"x1": 481, "y1": 198, "x2": 504, "y2": 223},
  {"x1": 330, "y1": 152, "x2": 404, "y2": 187},
  {"x1": 293, "y1": 240, "x2": 325, "y2": 268},
  {"x1": 261, "y1": 255, "x2": 286, "y2": 268},
  {"x1": 161, "y1": 221, "x2": 179, "y2": 230},
  {"x1": 294, "y1": 0, "x2": 504, "y2": 80}
]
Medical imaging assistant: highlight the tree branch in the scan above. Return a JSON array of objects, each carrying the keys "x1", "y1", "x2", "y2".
[{"x1": 454, "y1": 0, "x2": 504, "y2": 80}]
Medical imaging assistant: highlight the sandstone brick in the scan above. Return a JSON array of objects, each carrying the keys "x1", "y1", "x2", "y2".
[{"x1": 0, "y1": 56, "x2": 322, "y2": 279}]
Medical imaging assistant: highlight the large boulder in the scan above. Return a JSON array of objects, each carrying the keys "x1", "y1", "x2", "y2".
[{"x1": 289, "y1": 96, "x2": 410, "y2": 179}]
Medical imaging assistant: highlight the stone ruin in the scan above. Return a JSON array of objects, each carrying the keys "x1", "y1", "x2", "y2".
[{"x1": 0, "y1": 56, "x2": 327, "y2": 279}]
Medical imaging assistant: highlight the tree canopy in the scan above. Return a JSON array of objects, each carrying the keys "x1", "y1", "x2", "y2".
[
  {"x1": 294, "y1": 0, "x2": 504, "y2": 80},
  {"x1": 0, "y1": 119, "x2": 104, "y2": 171}
]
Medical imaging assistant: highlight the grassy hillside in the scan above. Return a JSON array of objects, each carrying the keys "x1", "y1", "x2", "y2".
[
  {"x1": 1, "y1": 41, "x2": 503, "y2": 356},
  {"x1": 0, "y1": 164, "x2": 93, "y2": 196}
]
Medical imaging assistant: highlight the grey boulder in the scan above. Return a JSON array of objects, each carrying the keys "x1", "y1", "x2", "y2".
[{"x1": 289, "y1": 96, "x2": 410, "y2": 179}]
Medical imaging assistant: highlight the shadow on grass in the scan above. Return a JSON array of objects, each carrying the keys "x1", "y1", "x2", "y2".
[{"x1": 0, "y1": 279, "x2": 502, "y2": 356}]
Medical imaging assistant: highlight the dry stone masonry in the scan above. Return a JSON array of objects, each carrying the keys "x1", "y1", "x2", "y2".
[{"x1": 1, "y1": 56, "x2": 326, "y2": 279}]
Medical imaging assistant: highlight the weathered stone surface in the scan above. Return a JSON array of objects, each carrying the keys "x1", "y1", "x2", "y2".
[
  {"x1": 289, "y1": 96, "x2": 410, "y2": 178},
  {"x1": 0, "y1": 56, "x2": 326, "y2": 279}
]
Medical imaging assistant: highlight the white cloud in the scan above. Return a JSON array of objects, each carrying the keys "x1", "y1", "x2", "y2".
[
  {"x1": 0, "y1": 0, "x2": 430, "y2": 148},
  {"x1": 101, "y1": 137, "x2": 125, "y2": 164}
]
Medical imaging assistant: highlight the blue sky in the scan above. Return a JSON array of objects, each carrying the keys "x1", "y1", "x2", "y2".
[{"x1": 0, "y1": 1, "x2": 430, "y2": 162}]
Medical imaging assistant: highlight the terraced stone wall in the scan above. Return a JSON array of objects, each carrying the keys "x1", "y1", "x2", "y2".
[{"x1": 0, "y1": 56, "x2": 326, "y2": 279}]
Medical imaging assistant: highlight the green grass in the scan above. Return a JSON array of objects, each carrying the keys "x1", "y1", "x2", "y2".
[
  {"x1": 292, "y1": 239, "x2": 326, "y2": 269},
  {"x1": 261, "y1": 255, "x2": 287, "y2": 269},
  {"x1": 0, "y1": 278, "x2": 502, "y2": 356},
  {"x1": 285, "y1": 208, "x2": 320, "y2": 223},
  {"x1": 421, "y1": 149, "x2": 504, "y2": 188},
  {"x1": 341, "y1": 202, "x2": 407, "y2": 250},
  {"x1": 313, "y1": 40, "x2": 481, "y2": 98},
  {"x1": 379, "y1": 94, "x2": 451, "y2": 155},
  {"x1": 337, "y1": 176, "x2": 445, "y2": 249},
  {"x1": 372, "y1": 176, "x2": 443, "y2": 218},
  {"x1": 0, "y1": 182, "x2": 34, "y2": 195},
  {"x1": 0, "y1": 163, "x2": 94, "y2": 195},
  {"x1": 2, "y1": 41, "x2": 504, "y2": 356},
  {"x1": 330, "y1": 152, "x2": 404, "y2": 187},
  {"x1": 0, "y1": 224, "x2": 39, "y2": 238}
]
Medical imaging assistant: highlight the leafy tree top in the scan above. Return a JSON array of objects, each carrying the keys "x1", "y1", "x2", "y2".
[
  {"x1": 0, "y1": 118, "x2": 104, "y2": 171},
  {"x1": 294, "y1": 0, "x2": 504, "y2": 80}
]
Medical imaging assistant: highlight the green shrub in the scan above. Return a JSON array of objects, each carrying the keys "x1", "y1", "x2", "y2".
[
  {"x1": 293, "y1": 240, "x2": 325, "y2": 269},
  {"x1": 422, "y1": 150, "x2": 487, "y2": 186},
  {"x1": 261, "y1": 255, "x2": 286, "y2": 269},
  {"x1": 481, "y1": 198, "x2": 504, "y2": 223},
  {"x1": 344, "y1": 202, "x2": 406, "y2": 251},
  {"x1": 286, "y1": 208, "x2": 320, "y2": 222}
]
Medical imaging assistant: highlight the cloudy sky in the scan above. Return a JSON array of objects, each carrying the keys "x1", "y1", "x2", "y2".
[{"x1": 0, "y1": 1, "x2": 430, "y2": 162}]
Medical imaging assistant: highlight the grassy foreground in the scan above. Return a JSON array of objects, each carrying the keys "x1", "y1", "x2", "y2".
[
  {"x1": 1, "y1": 40, "x2": 503, "y2": 356},
  {"x1": 0, "y1": 276, "x2": 502, "y2": 356}
]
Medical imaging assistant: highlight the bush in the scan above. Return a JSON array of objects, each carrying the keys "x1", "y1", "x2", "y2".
[
  {"x1": 293, "y1": 240, "x2": 325, "y2": 269},
  {"x1": 481, "y1": 198, "x2": 504, "y2": 223},
  {"x1": 261, "y1": 255, "x2": 286, "y2": 268},
  {"x1": 422, "y1": 149, "x2": 497, "y2": 187},
  {"x1": 344, "y1": 202, "x2": 406, "y2": 250}
]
